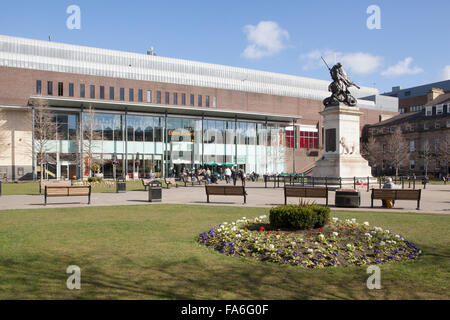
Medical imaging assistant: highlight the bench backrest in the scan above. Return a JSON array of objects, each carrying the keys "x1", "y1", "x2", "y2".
[
  {"x1": 142, "y1": 179, "x2": 154, "y2": 186},
  {"x1": 206, "y1": 185, "x2": 245, "y2": 196},
  {"x1": 46, "y1": 186, "x2": 90, "y2": 196},
  {"x1": 41, "y1": 180, "x2": 72, "y2": 189},
  {"x1": 165, "y1": 178, "x2": 176, "y2": 184},
  {"x1": 285, "y1": 186, "x2": 327, "y2": 198},
  {"x1": 372, "y1": 189, "x2": 420, "y2": 200}
]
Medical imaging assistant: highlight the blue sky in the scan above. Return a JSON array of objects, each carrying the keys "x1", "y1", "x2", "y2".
[{"x1": 0, "y1": 0, "x2": 449, "y2": 93}]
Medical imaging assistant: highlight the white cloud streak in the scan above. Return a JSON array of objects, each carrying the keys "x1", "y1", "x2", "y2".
[
  {"x1": 381, "y1": 57, "x2": 423, "y2": 77},
  {"x1": 439, "y1": 65, "x2": 450, "y2": 81},
  {"x1": 300, "y1": 50, "x2": 383, "y2": 75},
  {"x1": 242, "y1": 21, "x2": 289, "y2": 59}
]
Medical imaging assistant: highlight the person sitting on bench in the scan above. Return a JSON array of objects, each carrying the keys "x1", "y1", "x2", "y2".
[{"x1": 382, "y1": 177, "x2": 397, "y2": 208}]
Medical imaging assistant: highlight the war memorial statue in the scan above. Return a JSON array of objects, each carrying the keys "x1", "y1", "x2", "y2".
[{"x1": 322, "y1": 58, "x2": 361, "y2": 108}]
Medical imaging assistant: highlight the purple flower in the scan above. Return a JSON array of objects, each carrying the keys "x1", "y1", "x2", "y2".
[
  {"x1": 293, "y1": 252, "x2": 298, "y2": 257},
  {"x1": 220, "y1": 249, "x2": 226, "y2": 253},
  {"x1": 375, "y1": 259, "x2": 382, "y2": 264}
]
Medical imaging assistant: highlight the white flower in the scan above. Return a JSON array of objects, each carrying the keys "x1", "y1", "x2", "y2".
[
  {"x1": 242, "y1": 217, "x2": 247, "y2": 220},
  {"x1": 363, "y1": 222, "x2": 370, "y2": 226},
  {"x1": 232, "y1": 222, "x2": 236, "y2": 225},
  {"x1": 333, "y1": 232, "x2": 339, "y2": 237},
  {"x1": 332, "y1": 217, "x2": 338, "y2": 222},
  {"x1": 351, "y1": 218, "x2": 356, "y2": 223},
  {"x1": 380, "y1": 241, "x2": 386, "y2": 246},
  {"x1": 268, "y1": 244, "x2": 275, "y2": 250},
  {"x1": 318, "y1": 234, "x2": 325, "y2": 239},
  {"x1": 236, "y1": 234, "x2": 242, "y2": 238},
  {"x1": 223, "y1": 222, "x2": 228, "y2": 225},
  {"x1": 307, "y1": 248, "x2": 314, "y2": 253},
  {"x1": 365, "y1": 233, "x2": 372, "y2": 238},
  {"x1": 347, "y1": 244, "x2": 353, "y2": 248}
]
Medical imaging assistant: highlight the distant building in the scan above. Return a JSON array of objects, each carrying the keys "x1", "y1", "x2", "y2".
[
  {"x1": 363, "y1": 91, "x2": 450, "y2": 178},
  {"x1": 382, "y1": 80, "x2": 450, "y2": 114}
]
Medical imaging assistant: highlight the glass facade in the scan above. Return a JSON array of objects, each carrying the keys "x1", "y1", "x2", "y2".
[{"x1": 37, "y1": 110, "x2": 288, "y2": 180}]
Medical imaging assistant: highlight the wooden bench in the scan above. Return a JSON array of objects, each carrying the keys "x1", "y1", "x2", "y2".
[
  {"x1": 371, "y1": 189, "x2": 421, "y2": 210},
  {"x1": 197, "y1": 176, "x2": 207, "y2": 185},
  {"x1": 205, "y1": 185, "x2": 247, "y2": 204},
  {"x1": 164, "y1": 178, "x2": 180, "y2": 189},
  {"x1": 284, "y1": 186, "x2": 329, "y2": 206},
  {"x1": 40, "y1": 180, "x2": 72, "y2": 194},
  {"x1": 142, "y1": 178, "x2": 159, "y2": 191},
  {"x1": 182, "y1": 176, "x2": 195, "y2": 187},
  {"x1": 45, "y1": 185, "x2": 91, "y2": 205}
]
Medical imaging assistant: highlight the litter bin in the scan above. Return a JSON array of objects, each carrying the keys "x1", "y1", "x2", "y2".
[
  {"x1": 117, "y1": 177, "x2": 127, "y2": 193},
  {"x1": 335, "y1": 189, "x2": 360, "y2": 208},
  {"x1": 148, "y1": 181, "x2": 162, "y2": 202}
]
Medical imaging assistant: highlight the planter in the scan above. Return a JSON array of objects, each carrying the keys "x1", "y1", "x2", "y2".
[{"x1": 335, "y1": 189, "x2": 360, "y2": 208}]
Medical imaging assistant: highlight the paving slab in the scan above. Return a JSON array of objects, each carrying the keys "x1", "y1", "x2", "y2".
[{"x1": 0, "y1": 182, "x2": 449, "y2": 215}]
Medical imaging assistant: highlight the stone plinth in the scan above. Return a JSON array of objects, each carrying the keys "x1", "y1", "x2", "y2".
[{"x1": 312, "y1": 103, "x2": 372, "y2": 178}]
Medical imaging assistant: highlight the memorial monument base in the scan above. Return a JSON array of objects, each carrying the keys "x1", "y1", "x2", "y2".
[{"x1": 312, "y1": 103, "x2": 372, "y2": 179}]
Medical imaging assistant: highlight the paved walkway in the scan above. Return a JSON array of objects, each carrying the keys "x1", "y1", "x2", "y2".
[{"x1": 0, "y1": 182, "x2": 449, "y2": 214}]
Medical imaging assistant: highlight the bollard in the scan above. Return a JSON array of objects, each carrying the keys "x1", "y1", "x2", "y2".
[
  {"x1": 354, "y1": 177, "x2": 356, "y2": 190},
  {"x1": 367, "y1": 177, "x2": 370, "y2": 192},
  {"x1": 325, "y1": 177, "x2": 328, "y2": 188},
  {"x1": 339, "y1": 177, "x2": 342, "y2": 189}
]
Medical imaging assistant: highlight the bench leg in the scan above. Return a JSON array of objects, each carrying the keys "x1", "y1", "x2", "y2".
[
  {"x1": 45, "y1": 196, "x2": 47, "y2": 206},
  {"x1": 371, "y1": 197, "x2": 374, "y2": 208},
  {"x1": 207, "y1": 194, "x2": 210, "y2": 203},
  {"x1": 284, "y1": 196, "x2": 287, "y2": 206},
  {"x1": 244, "y1": 194, "x2": 246, "y2": 204},
  {"x1": 417, "y1": 199, "x2": 420, "y2": 210}
]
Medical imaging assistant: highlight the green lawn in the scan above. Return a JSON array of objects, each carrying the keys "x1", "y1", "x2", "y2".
[{"x1": 0, "y1": 204, "x2": 448, "y2": 300}]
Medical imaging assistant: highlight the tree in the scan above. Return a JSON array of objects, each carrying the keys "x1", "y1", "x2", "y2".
[
  {"x1": 361, "y1": 135, "x2": 383, "y2": 176},
  {"x1": 0, "y1": 108, "x2": 9, "y2": 158},
  {"x1": 29, "y1": 98, "x2": 58, "y2": 183},
  {"x1": 385, "y1": 127, "x2": 409, "y2": 176},
  {"x1": 436, "y1": 132, "x2": 450, "y2": 176},
  {"x1": 418, "y1": 140, "x2": 435, "y2": 177},
  {"x1": 81, "y1": 104, "x2": 103, "y2": 178}
]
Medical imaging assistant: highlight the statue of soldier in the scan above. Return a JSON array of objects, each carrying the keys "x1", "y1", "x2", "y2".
[{"x1": 323, "y1": 61, "x2": 360, "y2": 108}]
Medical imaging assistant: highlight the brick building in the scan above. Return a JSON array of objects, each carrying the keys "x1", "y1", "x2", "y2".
[
  {"x1": 362, "y1": 92, "x2": 450, "y2": 178},
  {"x1": 0, "y1": 35, "x2": 397, "y2": 181}
]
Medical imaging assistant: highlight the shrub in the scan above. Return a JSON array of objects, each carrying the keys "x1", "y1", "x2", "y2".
[
  {"x1": 269, "y1": 204, "x2": 330, "y2": 230},
  {"x1": 87, "y1": 177, "x2": 103, "y2": 183}
]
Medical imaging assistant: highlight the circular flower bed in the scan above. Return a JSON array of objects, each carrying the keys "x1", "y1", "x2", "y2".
[{"x1": 198, "y1": 215, "x2": 422, "y2": 268}]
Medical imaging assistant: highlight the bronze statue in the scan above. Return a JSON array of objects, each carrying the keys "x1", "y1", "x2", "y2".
[{"x1": 322, "y1": 58, "x2": 360, "y2": 108}]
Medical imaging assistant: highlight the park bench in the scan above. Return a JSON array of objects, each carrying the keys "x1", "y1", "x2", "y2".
[
  {"x1": 182, "y1": 176, "x2": 195, "y2": 187},
  {"x1": 142, "y1": 178, "x2": 159, "y2": 191},
  {"x1": 284, "y1": 186, "x2": 329, "y2": 206},
  {"x1": 40, "y1": 180, "x2": 72, "y2": 194},
  {"x1": 205, "y1": 185, "x2": 247, "y2": 204},
  {"x1": 164, "y1": 178, "x2": 180, "y2": 189},
  {"x1": 197, "y1": 176, "x2": 207, "y2": 185},
  {"x1": 371, "y1": 189, "x2": 421, "y2": 210},
  {"x1": 44, "y1": 185, "x2": 91, "y2": 205}
]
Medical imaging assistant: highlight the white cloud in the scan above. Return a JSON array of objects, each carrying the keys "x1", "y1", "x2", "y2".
[
  {"x1": 300, "y1": 50, "x2": 383, "y2": 75},
  {"x1": 381, "y1": 57, "x2": 423, "y2": 77},
  {"x1": 439, "y1": 65, "x2": 450, "y2": 81},
  {"x1": 242, "y1": 21, "x2": 289, "y2": 59}
]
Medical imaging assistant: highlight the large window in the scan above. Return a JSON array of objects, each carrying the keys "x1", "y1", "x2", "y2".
[
  {"x1": 165, "y1": 92, "x2": 170, "y2": 104},
  {"x1": 47, "y1": 81, "x2": 53, "y2": 95},
  {"x1": 181, "y1": 93, "x2": 186, "y2": 105},
  {"x1": 173, "y1": 93, "x2": 178, "y2": 105},
  {"x1": 157, "y1": 91, "x2": 161, "y2": 104},
  {"x1": 69, "y1": 83, "x2": 74, "y2": 97},
  {"x1": 205, "y1": 96, "x2": 210, "y2": 107},
  {"x1": 120, "y1": 88, "x2": 125, "y2": 101},
  {"x1": 109, "y1": 87, "x2": 115, "y2": 100},
  {"x1": 138, "y1": 89, "x2": 143, "y2": 102},
  {"x1": 147, "y1": 90, "x2": 152, "y2": 103},
  {"x1": 198, "y1": 95, "x2": 203, "y2": 107},
  {"x1": 90, "y1": 85, "x2": 95, "y2": 99},
  {"x1": 80, "y1": 84, "x2": 85, "y2": 98},
  {"x1": 299, "y1": 129, "x2": 319, "y2": 149},
  {"x1": 190, "y1": 94, "x2": 194, "y2": 106},
  {"x1": 36, "y1": 80, "x2": 42, "y2": 94},
  {"x1": 129, "y1": 88, "x2": 134, "y2": 102},
  {"x1": 57, "y1": 82, "x2": 64, "y2": 96},
  {"x1": 100, "y1": 86, "x2": 105, "y2": 99}
]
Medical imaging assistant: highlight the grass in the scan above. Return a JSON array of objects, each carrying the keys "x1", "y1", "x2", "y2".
[{"x1": 0, "y1": 204, "x2": 448, "y2": 300}]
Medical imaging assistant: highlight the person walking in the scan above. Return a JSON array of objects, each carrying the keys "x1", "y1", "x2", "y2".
[
  {"x1": 205, "y1": 168, "x2": 212, "y2": 184},
  {"x1": 231, "y1": 168, "x2": 237, "y2": 186},
  {"x1": 225, "y1": 167, "x2": 231, "y2": 184}
]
